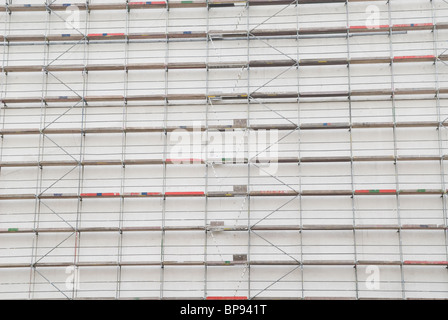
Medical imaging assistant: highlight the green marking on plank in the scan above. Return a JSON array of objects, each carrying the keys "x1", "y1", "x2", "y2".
[
  {"x1": 225, "y1": 261, "x2": 231, "y2": 264},
  {"x1": 417, "y1": 189, "x2": 426, "y2": 193},
  {"x1": 369, "y1": 190, "x2": 380, "y2": 193},
  {"x1": 8, "y1": 228, "x2": 18, "y2": 232},
  {"x1": 182, "y1": 0, "x2": 193, "y2": 2}
]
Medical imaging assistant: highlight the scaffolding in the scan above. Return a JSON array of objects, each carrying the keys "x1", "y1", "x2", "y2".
[{"x1": 0, "y1": 0, "x2": 448, "y2": 300}]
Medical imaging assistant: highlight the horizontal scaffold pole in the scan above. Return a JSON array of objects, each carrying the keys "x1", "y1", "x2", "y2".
[
  {"x1": 0, "y1": 155, "x2": 446, "y2": 168},
  {"x1": 2, "y1": 55, "x2": 443, "y2": 73},
  {"x1": 0, "y1": 121, "x2": 446, "y2": 136},
  {"x1": 0, "y1": 224, "x2": 446, "y2": 234},
  {"x1": 0, "y1": 22, "x2": 444, "y2": 44},
  {"x1": 0, "y1": 189, "x2": 446, "y2": 200},
  {"x1": 0, "y1": 259, "x2": 446, "y2": 269},
  {"x1": 0, "y1": 0, "x2": 413, "y2": 13},
  {"x1": 2, "y1": 87, "x2": 448, "y2": 105}
]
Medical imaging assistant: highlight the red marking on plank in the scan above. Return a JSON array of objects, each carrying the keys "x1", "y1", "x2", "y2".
[{"x1": 379, "y1": 189, "x2": 396, "y2": 193}]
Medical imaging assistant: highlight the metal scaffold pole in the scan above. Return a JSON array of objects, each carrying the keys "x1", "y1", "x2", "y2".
[
  {"x1": 387, "y1": 0, "x2": 405, "y2": 300},
  {"x1": 431, "y1": 0, "x2": 448, "y2": 272},
  {"x1": 345, "y1": 0, "x2": 360, "y2": 300}
]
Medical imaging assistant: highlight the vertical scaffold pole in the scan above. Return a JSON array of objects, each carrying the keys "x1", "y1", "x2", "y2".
[
  {"x1": 115, "y1": 0, "x2": 130, "y2": 300},
  {"x1": 204, "y1": 0, "x2": 210, "y2": 300},
  {"x1": 160, "y1": 2, "x2": 170, "y2": 299},
  {"x1": 246, "y1": 1, "x2": 251, "y2": 299},
  {"x1": 29, "y1": 1, "x2": 51, "y2": 299},
  {"x1": 295, "y1": 0, "x2": 304, "y2": 300},
  {"x1": 345, "y1": 0, "x2": 359, "y2": 300},
  {"x1": 73, "y1": 1, "x2": 91, "y2": 299},
  {"x1": 430, "y1": 0, "x2": 448, "y2": 270},
  {"x1": 387, "y1": 0, "x2": 406, "y2": 300}
]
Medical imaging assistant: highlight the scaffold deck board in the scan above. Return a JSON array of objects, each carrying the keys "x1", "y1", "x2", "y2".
[
  {"x1": 0, "y1": 22, "x2": 445, "y2": 44},
  {"x1": 1, "y1": 87, "x2": 447, "y2": 105},
  {"x1": 0, "y1": 154, "x2": 446, "y2": 168},
  {"x1": 0, "y1": 121, "x2": 445, "y2": 136},
  {"x1": 0, "y1": 259, "x2": 446, "y2": 269},
  {"x1": 1, "y1": 224, "x2": 445, "y2": 234},
  {"x1": 0, "y1": 0, "x2": 408, "y2": 13},
  {"x1": 0, "y1": 189, "x2": 446, "y2": 200},
  {"x1": 2, "y1": 55, "x2": 442, "y2": 73}
]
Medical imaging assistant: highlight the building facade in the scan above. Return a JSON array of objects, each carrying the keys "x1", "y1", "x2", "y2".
[{"x1": 0, "y1": 0, "x2": 447, "y2": 299}]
